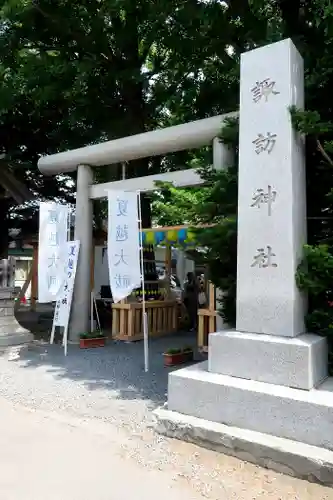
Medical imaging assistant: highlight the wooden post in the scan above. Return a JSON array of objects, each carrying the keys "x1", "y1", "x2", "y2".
[
  {"x1": 208, "y1": 282, "x2": 216, "y2": 333},
  {"x1": 30, "y1": 243, "x2": 38, "y2": 311},
  {"x1": 197, "y1": 281, "x2": 217, "y2": 352},
  {"x1": 208, "y1": 282, "x2": 215, "y2": 311}
]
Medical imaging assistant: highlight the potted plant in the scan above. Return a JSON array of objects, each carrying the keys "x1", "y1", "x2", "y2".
[
  {"x1": 163, "y1": 346, "x2": 194, "y2": 366},
  {"x1": 182, "y1": 346, "x2": 194, "y2": 362},
  {"x1": 79, "y1": 331, "x2": 106, "y2": 349}
]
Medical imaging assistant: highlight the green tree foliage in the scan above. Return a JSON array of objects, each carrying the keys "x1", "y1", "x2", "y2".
[
  {"x1": 0, "y1": 0, "x2": 245, "y2": 230},
  {"x1": 292, "y1": 104, "x2": 333, "y2": 371},
  {"x1": 152, "y1": 119, "x2": 239, "y2": 325},
  {"x1": 3, "y1": 0, "x2": 333, "y2": 346},
  {"x1": 1, "y1": 0, "x2": 309, "y2": 229},
  {"x1": 152, "y1": 1, "x2": 333, "y2": 338},
  {"x1": 296, "y1": 244, "x2": 333, "y2": 371},
  {"x1": 286, "y1": 0, "x2": 333, "y2": 362}
]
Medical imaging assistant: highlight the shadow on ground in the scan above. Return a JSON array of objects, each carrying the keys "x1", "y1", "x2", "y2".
[{"x1": 12, "y1": 326, "x2": 204, "y2": 408}]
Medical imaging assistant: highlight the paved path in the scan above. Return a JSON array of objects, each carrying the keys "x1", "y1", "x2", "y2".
[
  {"x1": 0, "y1": 397, "x2": 202, "y2": 500},
  {"x1": 0, "y1": 342, "x2": 332, "y2": 499}
]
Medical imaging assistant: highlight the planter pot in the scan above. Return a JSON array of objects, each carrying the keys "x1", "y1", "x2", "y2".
[
  {"x1": 163, "y1": 351, "x2": 193, "y2": 367},
  {"x1": 79, "y1": 337, "x2": 106, "y2": 349}
]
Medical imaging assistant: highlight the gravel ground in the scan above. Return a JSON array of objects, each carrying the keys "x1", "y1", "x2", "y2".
[{"x1": 0, "y1": 337, "x2": 332, "y2": 500}]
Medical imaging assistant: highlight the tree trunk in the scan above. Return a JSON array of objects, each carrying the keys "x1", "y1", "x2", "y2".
[
  {"x1": 0, "y1": 195, "x2": 9, "y2": 259},
  {"x1": 112, "y1": 6, "x2": 155, "y2": 228},
  {"x1": 278, "y1": 0, "x2": 302, "y2": 41}
]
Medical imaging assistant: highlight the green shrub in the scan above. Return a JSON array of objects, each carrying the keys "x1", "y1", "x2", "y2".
[
  {"x1": 79, "y1": 331, "x2": 105, "y2": 339},
  {"x1": 296, "y1": 244, "x2": 333, "y2": 372}
]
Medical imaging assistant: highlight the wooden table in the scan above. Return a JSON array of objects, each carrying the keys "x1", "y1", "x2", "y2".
[{"x1": 112, "y1": 300, "x2": 178, "y2": 341}]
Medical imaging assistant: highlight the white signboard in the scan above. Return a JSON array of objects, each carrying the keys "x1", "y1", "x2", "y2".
[
  {"x1": 38, "y1": 202, "x2": 69, "y2": 303},
  {"x1": 53, "y1": 240, "x2": 80, "y2": 328},
  {"x1": 107, "y1": 191, "x2": 141, "y2": 303}
]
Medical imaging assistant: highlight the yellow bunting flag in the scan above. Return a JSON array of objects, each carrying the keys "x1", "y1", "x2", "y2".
[
  {"x1": 186, "y1": 230, "x2": 195, "y2": 242},
  {"x1": 145, "y1": 231, "x2": 155, "y2": 245},
  {"x1": 166, "y1": 230, "x2": 177, "y2": 242}
]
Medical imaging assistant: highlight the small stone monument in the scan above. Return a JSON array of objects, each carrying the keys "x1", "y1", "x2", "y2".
[{"x1": 0, "y1": 257, "x2": 33, "y2": 346}]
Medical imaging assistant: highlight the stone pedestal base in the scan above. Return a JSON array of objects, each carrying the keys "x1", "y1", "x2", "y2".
[
  {"x1": 155, "y1": 357, "x2": 333, "y2": 484},
  {"x1": 208, "y1": 331, "x2": 327, "y2": 390},
  {"x1": 0, "y1": 288, "x2": 33, "y2": 347},
  {"x1": 158, "y1": 331, "x2": 330, "y2": 482},
  {"x1": 166, "y1": 362, "x2": 333, "y2": 450}
]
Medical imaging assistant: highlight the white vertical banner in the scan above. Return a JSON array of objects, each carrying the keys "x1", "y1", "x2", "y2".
[
  {"x1": 50, "y1": 240, "x2": 80, "y2": 355},
  {"x1": 107, "y1": 191, "x2": 141, "y2": 303},
  {"x1": 53, "y1": 240, "x2": 80, "y2": 328},
  {"x1": 38, "y1": 202, "x2": 69, "y2": 303}
]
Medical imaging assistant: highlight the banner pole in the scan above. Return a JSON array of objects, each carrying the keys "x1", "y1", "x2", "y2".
[
  {"x1": 67, "y1": 205, "x2": 71, "y2": 242},
  {"x1": 137, "y1": 190, "x2": 149, "y2": 373},
  {"x1": 93, "y1": 293, "x2": 102, "y2": 334},
  {"x1": 90, "y1": 290, "x2": 94, "y2": 333},
  {"x1": 64, "y1": 205, "x2": 71, "y2": 354},
  {"x1": 63, "y1": 325, "x2": 68, "y2": 356}
]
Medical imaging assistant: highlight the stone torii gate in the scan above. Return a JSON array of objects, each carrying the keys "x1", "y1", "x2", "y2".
[
  {"x1": 39, "y1": 38, "x2": 333, "y2": 482},
  {"x1": 38, "y1": 113, "x2": 235, "y2": 340}
]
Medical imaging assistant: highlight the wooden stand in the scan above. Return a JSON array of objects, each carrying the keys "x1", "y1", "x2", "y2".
[
  {"x1": 112, "y1": 300, "x2": 178, "y2": 341},
  {"x1": 111, "y1": 241, "x2": 180, "y2": 341},
  {"x1": 197, "y1": 282, "x2": 217, "y2": 352}
]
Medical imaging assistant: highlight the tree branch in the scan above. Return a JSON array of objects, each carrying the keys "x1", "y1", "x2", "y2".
[
  {"x1": 31, "y1": 1, "x2": 113, "y2": 62},
  {"x1": 317, "y1": 139, "x2": 333, "y2": 167}
]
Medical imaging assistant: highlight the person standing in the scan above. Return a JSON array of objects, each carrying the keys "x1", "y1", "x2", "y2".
[{"x1": 183, "y1": 272, "x2": 199, "y2": 331}]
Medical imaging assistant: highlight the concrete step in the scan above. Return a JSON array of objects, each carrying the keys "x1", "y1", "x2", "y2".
[{"x1": 153, "y1": 407, "x2": 333, "y2": 486}]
